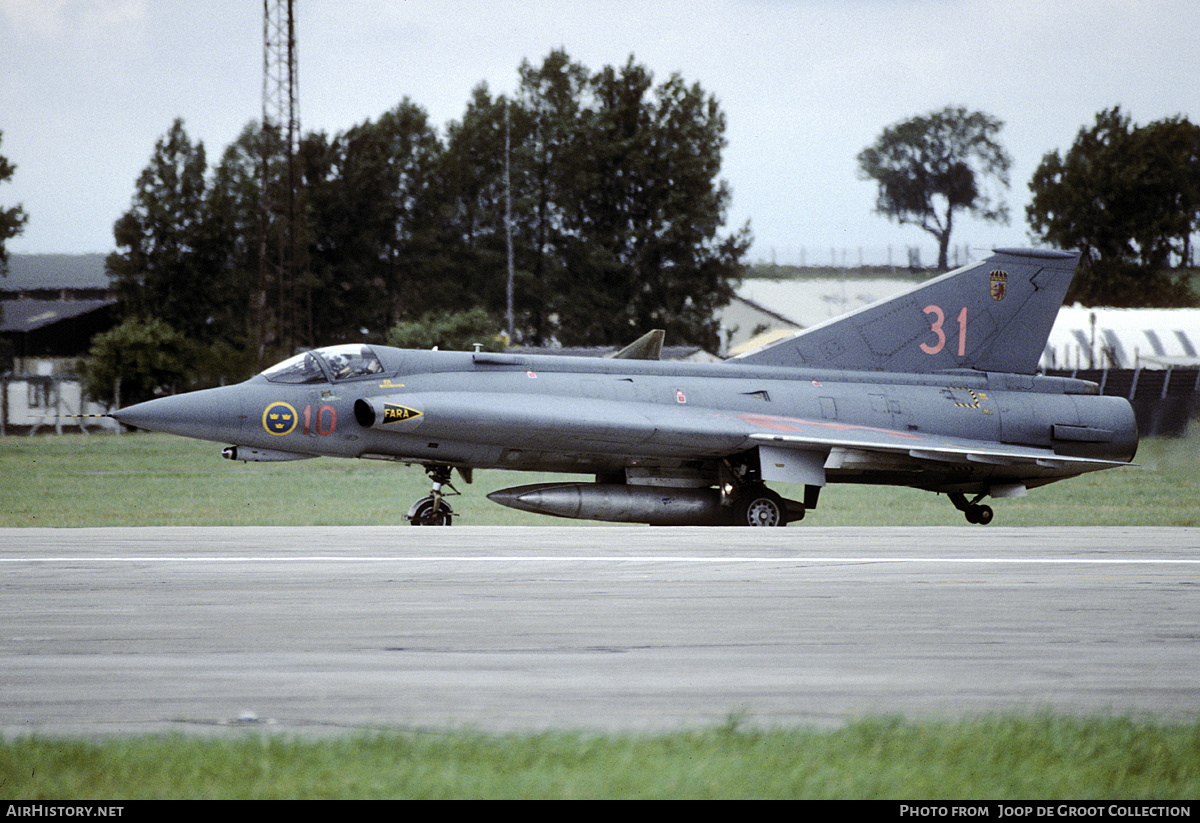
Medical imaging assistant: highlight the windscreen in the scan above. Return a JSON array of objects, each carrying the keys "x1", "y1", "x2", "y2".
[
  {"x1": 261, "y1": 345, "x2": 385, "y2": 384},
  {"x1": 261, "y1": 350, "x2": 329, "y2": 384}
]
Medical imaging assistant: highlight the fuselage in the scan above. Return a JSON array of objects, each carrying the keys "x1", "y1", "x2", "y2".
[{"x1": 116, "y1": 345, "x2": 1138, "y2": 497}]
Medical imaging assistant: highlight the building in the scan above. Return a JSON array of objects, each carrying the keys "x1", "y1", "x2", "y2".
[{"x1": 1, "y1": 254, "x2": 118, "y2": 433}]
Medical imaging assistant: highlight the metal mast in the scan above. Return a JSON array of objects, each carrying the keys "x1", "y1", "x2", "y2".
[
  {"x1": 504, "y1": 100, "x2": 515, "y2": 342},
  {"x1": 257, "y1": 0, "x2": 309, "y2": 364}
]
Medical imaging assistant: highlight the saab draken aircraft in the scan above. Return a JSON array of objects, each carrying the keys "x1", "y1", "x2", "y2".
[{"x1": 112, "y1": 248, "x2": 1137, "y2": 526}]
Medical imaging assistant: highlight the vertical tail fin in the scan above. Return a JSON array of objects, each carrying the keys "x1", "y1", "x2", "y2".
[
  {"x1": 609, "y1": 329, "x2": 665, "y2": 360},
  {"x1": 731, "y1": 248, "x2": 1080, "y2": 374}
]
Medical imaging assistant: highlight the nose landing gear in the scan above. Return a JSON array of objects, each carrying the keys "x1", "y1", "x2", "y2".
[{"x1": 406, "y1": 465, "x2": 463, "y2": 526}]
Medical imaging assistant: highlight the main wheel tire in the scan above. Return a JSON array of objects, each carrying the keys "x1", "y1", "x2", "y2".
[
  {"x1": 964, "y1": 504, "x2": 994, "y2": 525},
  {"x1": 409, "y1": 496, "x2": 453, "y2": 526},
  {"x1": 733, "y1": 486, "x2": 787, "y2": 527}
]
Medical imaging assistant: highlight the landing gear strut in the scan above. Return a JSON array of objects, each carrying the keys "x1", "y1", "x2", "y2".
[
  {"x1": 949, "y1": 492, "x2": 994, "y2": 525},
  {"x1": 407, "y1": 465, "x2": 459, "y2": 526}
]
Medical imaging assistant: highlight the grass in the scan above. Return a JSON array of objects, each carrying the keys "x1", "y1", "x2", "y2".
[
  {"x1": 1, "y1": 431, "x2": 575, "y2": 528},
  {"x1": 1, "y1": 427, "x2": 1197, "y2": 527},
  {"x1": 3, "y1": 715, "x2": 1200, "y2": 799}
]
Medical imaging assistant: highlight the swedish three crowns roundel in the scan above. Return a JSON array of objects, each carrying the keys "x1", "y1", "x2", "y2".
[{"x1": 263, "y1": 402, "x2": 298, "y2": 435}]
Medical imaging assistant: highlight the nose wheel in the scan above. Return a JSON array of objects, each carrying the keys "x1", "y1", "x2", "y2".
[{"x1": 407, "y1": 465, "x2": 459, "y2": 526}]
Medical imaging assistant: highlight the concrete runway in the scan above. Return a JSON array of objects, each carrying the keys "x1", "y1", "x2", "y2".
[{"x1": 2, "y1": 526, "x2": 1199, "y2": 737}]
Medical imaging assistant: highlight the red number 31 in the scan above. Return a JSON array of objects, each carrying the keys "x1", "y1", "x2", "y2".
[{"x1": 920, "y1": 305, "x2": 968, "y2": 357}]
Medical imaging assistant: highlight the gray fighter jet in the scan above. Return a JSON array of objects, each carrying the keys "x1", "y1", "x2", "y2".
[{"x1": 112, "y1": 248, "x2": 1137, "y2": 526}]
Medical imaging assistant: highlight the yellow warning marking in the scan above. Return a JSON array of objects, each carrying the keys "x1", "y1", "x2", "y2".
[
  {"x1": 947, "y1": 387, "x2": 992, "y2": 413},
  {"x1": 382, "y1": 403, "x2": 422, "y2": 424}
]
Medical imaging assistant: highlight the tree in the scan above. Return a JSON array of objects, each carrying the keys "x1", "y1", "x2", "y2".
[
  {"x1": 0, "y1": 130, "x2": 28, "y2": 276},
  {"x1": 107, "y1": 119, "x2": 222, "y2": 340},
  {"x1": 106, "y1": 52, "x2": 749, "y2": 367},
  {"x1": 552, "y1": 58, "x2": 748, "y2": 349},
  {"x1": 858, "y1": 106, "x2": 1011, "y2": 270},
  {"x1": 83, "y1": 317, "x2": 195, "y2": 407},
  {"x1": 385, "y1": 307, "x2": 506, "y2": 352},
  {"x1": 105, "y1": 120, "x2": 265, "y2": 386},
  {"x1": 492, "y1": 50, "x2": 747, "y2": 349},
  {"x1": 437, "y1": 84, "x2": 523, "y2": 319},
  {"x1": 1147, "y1": 116, "x2": 1200, "y2": 268},
  {"x1": 432, "y1": 51, "x2": 748, "y2": 349},
  {"x1": 513, "y1": 50, "x2": 593, "y2": 345},
  {"x1": 1027, "y1": 107, "x2": 1199, "y2": 306},
  {"x1": 303, "y1": 100, "x2": 445, "y2": 342},
  {"x1": 205, "y1": 122, "x2": 270, "y2": 357}
]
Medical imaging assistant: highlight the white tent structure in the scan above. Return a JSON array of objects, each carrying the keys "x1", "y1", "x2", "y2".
[{"x1": 1042, "y1": 306, "x2": 1200, "y2": 371}]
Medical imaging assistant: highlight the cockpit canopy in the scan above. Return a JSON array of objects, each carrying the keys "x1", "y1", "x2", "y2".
[{"x1": 262, "y1": 345, "x2": 386, "y2": 384}]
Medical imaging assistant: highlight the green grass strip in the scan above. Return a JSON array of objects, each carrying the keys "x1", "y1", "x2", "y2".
[
  {"x1": 3, "y1": 714, "x2": 1199, "y2": 799},
  {"x1": 2, "y1": 429, "x2": 1199, "y2": 527}
]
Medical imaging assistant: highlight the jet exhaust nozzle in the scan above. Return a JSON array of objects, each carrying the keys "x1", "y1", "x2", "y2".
[{"x1": 487, "y1": 482, "x2": 727, "y2": 525}]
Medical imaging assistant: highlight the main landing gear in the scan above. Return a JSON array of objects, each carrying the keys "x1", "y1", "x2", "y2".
[
  {"x1": 949, "y1": 492, "x2": 994, "y2": 525},
  {"x1": 730, "y1": 484, "x2": 789, "y2": 527},
  {"x1": 406, "y1": 465, "x2": 463, "y2": 526},
  {"x1": 719, "y1": 456, "x2": 810, "y2": 527}
]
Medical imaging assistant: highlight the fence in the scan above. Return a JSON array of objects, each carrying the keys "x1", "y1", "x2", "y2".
[
  {"x1": 755, "y1": 244, "x2": 1199, "y2": 270},
  {"x1": 752, "y1": 244, "x2": 979, "y2": 270}
]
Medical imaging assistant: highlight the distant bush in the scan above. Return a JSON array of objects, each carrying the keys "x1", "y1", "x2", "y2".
[
  {"x1": 83, "y1": 316, "x2": 195, "y2": 406},
  {"x1": 386, "y1": 307, "x2": 507, "y2": 352}
]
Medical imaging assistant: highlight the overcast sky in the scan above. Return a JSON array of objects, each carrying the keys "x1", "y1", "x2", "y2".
[{"x1": 2, "y1": 0, "x2": 1197, "y2": 266}]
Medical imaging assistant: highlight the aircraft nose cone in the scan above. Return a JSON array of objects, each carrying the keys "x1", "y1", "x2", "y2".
[{"x1": 112, "y1": 387, "x2": 244, "y2": 442}]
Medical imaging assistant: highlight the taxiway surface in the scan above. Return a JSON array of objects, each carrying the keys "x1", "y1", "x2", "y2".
[{"x1": 2, "y1": 526, "x2": 1198, "y2": 737}]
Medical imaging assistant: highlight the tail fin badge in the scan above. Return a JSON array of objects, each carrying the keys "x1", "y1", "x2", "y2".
[{"x1": 989, "y1": 270, "x2": 1008, "y2": 301}]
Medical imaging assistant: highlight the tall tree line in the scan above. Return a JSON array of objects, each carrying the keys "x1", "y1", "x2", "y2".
[{"x1": 105, "y1": 50, "x2": 750, "y2": 383}]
